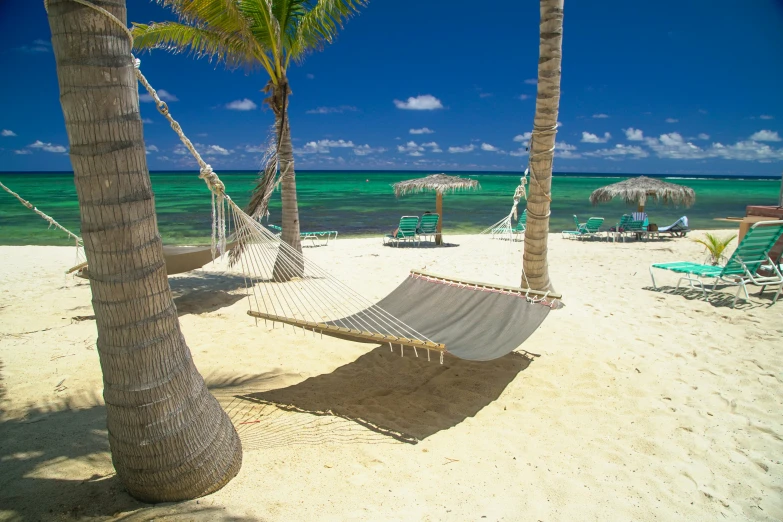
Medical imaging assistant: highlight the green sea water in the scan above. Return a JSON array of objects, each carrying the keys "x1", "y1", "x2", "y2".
[{"x1": 0, "y1": 171, "x2": 778, "y2": 246}]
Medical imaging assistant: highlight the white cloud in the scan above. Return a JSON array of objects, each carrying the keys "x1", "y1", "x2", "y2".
[
  {"x1": 353, "y1": 145, "x2": 387, "y2": 156},
  {"x1": 2, "y1": 129, "x2": 16, "y2": 137},
  {"x1": 409, "y1": 151, "x2": 424, "y2": 157},
  {"x1": 142, "y1": 118, "x2": 154, "y2": 124},
  {"x1": 709, "y1": 140, "x2": 783, "y2": 161},
  {"x1": 513, "y1": 132, "x2": 532, "y2": 143},
  {"x1": 759, "y1": 115, "x2": 774, "y2": 120},
  {"x1": 422, "y1": 142, "x2": 442, "y2": 153},
  {"x1": 556, "y1": 142, "x2": 577, "y2": 151},
  {"x1": 140, "y1": 89, "x2": 178, "y2": 102},
  {"x1": 665, "y1": 118, "x2": 679, "y2": 123},
  {"x1": 174, "y1": 145, "x2": 188, "y2": 155},
  {"x1": 17, "y1": 40, "x2": 50, "y2": 53},
  {"x1": 397, "y1": 141, "x2": 440, "y2": 155},
  {"x1": 585, "y1": 144, "x2": 649, "y2": 159},
  {"x1": 518, "y1": 94, "x2": 530, "y2": 100},
  {"x1": 393, "y1": 95, "x2": 443, "y2": 110},
  {"x1": 297, "y1": 139, "x2": 355, "y2": 154},
  {"x1": 306, "y1": 73, "x2": 315, "y2": 80},
  {"x1": 306, "y1": 105, "x2": 358, "y2": 114},
  {"x1": 448, "y1": 144, "x2": 475, "y2": 153},
  {"x1": 146, "y1": 144, "x2": 159, "y2": 152},
  {"x1": 205, "y1": 145, "x2": 231, "y2": 155},
  {"x1": 624, "y1": 128, "x2": 644, "y2": 141},
  {"x1": 14, "y1": 150, "x2": 31, "y2": 155},
  {"x1": 592, "y1": 114, "x2": 609, "y2": 119},
  {"x1": 409, "y1": 127, "x2": 434, "y2": 135},
  {"x1": 29, "y1": 140, "x2": 67, "y2": 153},
  {"x1": 481, "y1": 143, "x2": 499, "y2": 152},
  {"x1": 226, "y1": 98, "x2": 257, "y2": 111},
  {"x1": 749, "y1": 130, "x2": 781, "y2": 142},
  {"x1": 524, "y1": 79, "x2": 538, "y2": 85},
  {"x1": 245, "y1": 145, "x2": 266, "y2": 153},
  {"x1": 581, "y1": 131, "x2": 612, "y2": 144},
  {"x1": 696, "y1": 133, "x2": 710, "y2": 140},
  {"x1": 641, "y1": 132, "x2": 783, "y2": 161}
]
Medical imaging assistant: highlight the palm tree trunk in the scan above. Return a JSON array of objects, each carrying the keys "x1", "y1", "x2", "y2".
[
  {"x1": 47, "y1": 0, "x2": 241, "y2": 502},
  {"x1": 271, "y1": 83, "x2": 303, "y2": 281},
  {"x1": 523, "y1": 0, "x2": 564, "y2": 292}
]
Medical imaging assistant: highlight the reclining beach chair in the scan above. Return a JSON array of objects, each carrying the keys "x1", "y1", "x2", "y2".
[
  {"x1": 267, "y1": 224, "x2": 339, "y2": 246},
  {"x1": 649, "y1": 220, "x2": 783, "y2": 307},
  {"x1": 658, "y1": 216, "x2": 690, "y2": 237},
  {"x1": 491, "y1": 210, "x2": 527, "y2": 241},
  {"x1": 384, "y1": 216, "x2": 420, "y2": 246},
  {"x1": 624, "y1": 213, "x2": 649, "y2": 240},
  {"x1": 562, "y1": 216, "x2": 603, "y2": 240},
  {"x1": 417, "y1": 213, "x2": 440, "y2": 244},
  {"x1": 606, "y1": 214, "x2": 633, "y2": 242}
]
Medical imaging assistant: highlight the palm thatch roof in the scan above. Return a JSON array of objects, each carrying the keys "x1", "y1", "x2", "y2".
[
  {"x1": 589, "y1": 176, "x2": 695, "y2": 207},
  {"x1": 392, "y1": 174, "x2": 479, "y2": 197}
]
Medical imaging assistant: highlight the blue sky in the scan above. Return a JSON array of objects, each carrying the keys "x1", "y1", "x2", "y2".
[{"x1": 0, "y1": 0, "x2": 782, "y2": 175}]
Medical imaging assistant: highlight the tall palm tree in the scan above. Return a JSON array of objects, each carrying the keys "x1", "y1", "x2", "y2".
[
  {"x1": 523, "y1": 0, "x2": 564, "y2": 292},
  {"x1": 132, "y1": 0, "x2": 367, "y2": 280},
  {"x1": 46, "y1": 0, "x2": 242, "y2": 502}
]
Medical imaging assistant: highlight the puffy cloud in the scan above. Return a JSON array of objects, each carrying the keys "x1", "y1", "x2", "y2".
[
  {"x1": 556, "y1": 142, "x2": 577, "y2": 151},
  {"x1": 397, "y1": 141, "x2": 440, "y2": 155},
  {"x1": 524, "y1": 79, "x2": 538, "y2": 85},
  {"x1": 29, "y1": 140, "x2": 67, "y2": 153},
  {"x1": 585, "y1": 144, "x2": 649, "y2": 159},
  {"x1": 306, "y1": 105, "x2": 358, "y2": 114},
  {"x1": 624, "y1": 128, "x2": 644, "y2": 141},
  {"x1": 353, "y1": 145, "x2": 387, "y2": 156},
  {"x1": 245, "y1": 144, "x2": 266, "y2": 153},
  {"x1": 665, "y1": 118, "x2": 679, "y2": 123},
  {"x1": 142, "y1": 118, "x2": 154, "y2": 124},
  {"x1": 146, "y1": 144, "x2": 159, "y2": 152},
  {"x1": 581, "y1": 131, "x2": 612, "y2": 144},
  {"x1": 297, "y1": 139, "x2": 356, "y2": 154},
  {"x1": 393, "y1": 94, "x2": 443, "y2": 110},
  {"x1": 709, "y1": 140, "x2": 783, "y2": 161},
  {"x1": 481, "y1": 143, "x2": 499, "y2": 152},
  {"x1": 1, "y1": 129, "x2": 16, "y2": 137},
  {"x1": 642, "y1": 132, "x2": 783, "y2": 161},
  {"x1": 448, "y1": 144, "x2": 475, "y2": 153},
  {"x1": 14, "y1": 150, "x2": 31, "y2": 155},
  {"x1": 409, "y1": 127, "x2": 434, "y2": 135},
  {"x1": 759, "y1": 115, "x2": 774, "y2": 120},
  {"x1": 696, "y1": 133, "x2": 710, "y2": 140},
  {"x1": 226, "y1": 98, "x2": 257, "y2": 111},
  {"x1": 140, "y1": 89, "x2": 178, "y2": 102},
  {"x1": 513, "y1": 132, "x2": 532, "y2": 144},
  {"x1": 592, "y1": 114, "x2": 609, "y2": 119},
  {"x1": 749, "y1": 130, "x2": 781, "y2": 142},
  {"x1": 205, "y1": 145, "x2": 231, "y2": 155}
]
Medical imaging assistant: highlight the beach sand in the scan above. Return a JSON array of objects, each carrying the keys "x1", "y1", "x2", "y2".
[{"x1": 1, "y1": 231, "x2": 781, "y2": 521}]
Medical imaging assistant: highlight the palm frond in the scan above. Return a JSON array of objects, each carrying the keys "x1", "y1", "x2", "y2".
[
  {"x1": 693, "y1": 232, "x2": 736, "y2": 265},
  {"x1": 132, "y1": 22, "x2": 261, "y2": 70},
  {"x1": 291, "y1": 0, "x2": 367, "y2": 60},
  {"x1": 158, "y1": 0, "x2": 252, "y2": 36},
  {"x1": 238, "y1": 0, "x2": 284, "y2": 75}
]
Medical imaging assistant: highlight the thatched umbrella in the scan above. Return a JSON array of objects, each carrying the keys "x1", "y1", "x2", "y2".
[
  {"x1": 392, "y1": 173, "x2": 479, "y2": 245},
  {"x1": 589, "y1": 175, "x2": 695, "y2": 213}
]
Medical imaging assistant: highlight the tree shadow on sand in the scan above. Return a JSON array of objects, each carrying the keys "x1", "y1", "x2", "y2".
[
  {"x1": 169, "y1": 272, "x2": 248, "y2": 316},
  {"x1": 0, "y1": 372, "x2": 275, "y2": 521},
  {"x1": 233, "y1": 346, "x2": 535, "y2": 444}
]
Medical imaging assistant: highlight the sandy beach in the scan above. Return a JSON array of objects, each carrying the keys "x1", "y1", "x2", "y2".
[{"x1": 1, "y1": 231, "x2": 781, "y2": 521}]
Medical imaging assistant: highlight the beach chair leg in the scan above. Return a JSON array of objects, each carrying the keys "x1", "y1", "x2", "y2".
[
  {"x1": 649, "y1": 266, "x2": 658, "y2": 289},
  {"x1": 773, "y1": 284, "x2": 782, "y2": 304}
]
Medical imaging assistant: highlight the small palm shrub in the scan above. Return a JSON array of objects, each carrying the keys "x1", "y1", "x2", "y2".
[{"x1": 694, "y1": 232, "x2": 737, "y2": 266}]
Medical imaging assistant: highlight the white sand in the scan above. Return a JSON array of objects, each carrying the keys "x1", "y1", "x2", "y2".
[{"x1": 1, "y1": 231, "x2": 781, "y2": 521}]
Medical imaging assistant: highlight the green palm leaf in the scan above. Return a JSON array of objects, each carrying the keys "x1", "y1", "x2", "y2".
[{"x1": 693, "y1": 232, "x2": 737, "y2": 266}]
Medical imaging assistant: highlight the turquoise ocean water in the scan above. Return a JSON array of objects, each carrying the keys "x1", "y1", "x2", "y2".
[{"x1": 0, "y1": 171, "x2": 779, "y2": 246}]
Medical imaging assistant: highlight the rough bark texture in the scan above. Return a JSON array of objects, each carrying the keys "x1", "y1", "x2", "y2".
[
  {"x1": 47, "y1": 0, "x2": 242, "y2": 502},
  {"x1": 523, "y1": 0, "x2": 564, "y2": 291},
  {"x1": 269, "y1": 79, "x2": 304, "y2": 281}
]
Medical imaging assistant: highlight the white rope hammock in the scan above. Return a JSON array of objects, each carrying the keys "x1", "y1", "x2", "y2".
[{"x1": 41, "y1": 0, "x2": 560, "y2": 362}]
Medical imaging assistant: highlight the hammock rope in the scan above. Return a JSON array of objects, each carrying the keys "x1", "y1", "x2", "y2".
[{"x1": 40, "y1": 0, "x2": 561, "y2": 361}]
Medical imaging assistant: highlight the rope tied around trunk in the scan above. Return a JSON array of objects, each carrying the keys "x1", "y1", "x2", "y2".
[
  {"x1": 44, "y1": 0, "x2": 232, "y2": 257},
  {"x1": 527, "y1": 123, "x2": 558, "y2": 205}
]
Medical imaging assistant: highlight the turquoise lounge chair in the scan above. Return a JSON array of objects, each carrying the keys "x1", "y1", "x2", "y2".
[
  {"x1": 267, "y1": 224, "x2": 339, "y2": 245},
  {"x1": 650, "y1": 220, "x2": 783, "y2": 307},
  {"x1": 492, "y1": 210, "x2": 527, "y2": 240},
  {"x1": 384, "y1": 216, "x2": 420, "y2": 246},
  {"x1": 659, "y1": 216, "x2": 690, "y2": 237},
  {"x1": 607, "y1": 214, "x2": 633, "y2": 242},
  {"x1": 562, "y1": 216, "x2": 603, "y2": 240},
  {"x1": 417, "y1": 213, "x2": 440, "y2": 244}
]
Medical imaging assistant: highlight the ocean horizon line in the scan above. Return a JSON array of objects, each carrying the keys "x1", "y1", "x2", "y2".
[{"x1": 0, "y1": 169, "x2": 779, "y2": 181}]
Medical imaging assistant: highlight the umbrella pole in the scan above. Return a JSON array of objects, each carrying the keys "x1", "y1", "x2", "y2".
[{"x1": 436, "y1": 191, "x2": 443, "y2": 245}]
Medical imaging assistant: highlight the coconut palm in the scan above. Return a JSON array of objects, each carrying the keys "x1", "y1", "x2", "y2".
[
  {"x1": 46, "y1": 0, "x2": 242, "y2": 502},
  {"x1": 132, "y1": 0, "x2": 367, "y2": 280},
  {"x1": 694, "y1": 232, "x2": 737, "y2": 266},
  {"x1": 523, "y1": 0, "x2": 564, "y2": 291}
]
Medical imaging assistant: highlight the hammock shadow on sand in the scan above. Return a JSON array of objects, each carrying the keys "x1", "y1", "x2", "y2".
[
  {"x1": 235, "y1": 346, "x2": 535, "y2": 444},
  {"x1": 643, "y1": 285, "x2": 771, "y2": 310},
  {"x1": 169, "y1": 272, "x2": 248, "y2": 315}
]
